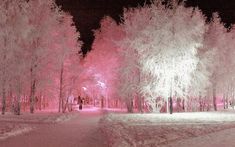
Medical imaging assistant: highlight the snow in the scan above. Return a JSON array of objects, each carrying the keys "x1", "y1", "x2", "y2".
[
  {"x1": 100, "y1": 111, "x2": 235, "y2": 147},
  {"x1": 164, "y1": 127, "x2": 235, "y2": 147},
  {"x1": 0, "y1": 112, "x2": 77, "y2": 141},
  {"x1": 0, "y1": 123, "x2": 31, "y2": 141},
  {"x1": 2, "y1": 109, "x2": 235, "y2": 147},
  {"x1": 0, "y1": 125, "x2": 32, "y2": 141},
  {"x1": 0, "y1": 110, "x2": 107, "y2": 147}
]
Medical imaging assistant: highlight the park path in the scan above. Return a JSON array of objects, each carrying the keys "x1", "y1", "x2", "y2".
[{"x1": 0, "y1": 109, "x2": 108, "y2": 147}]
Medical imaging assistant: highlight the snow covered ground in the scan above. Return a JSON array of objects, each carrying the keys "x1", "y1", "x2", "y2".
[
  {"x1": 100, "y1": 111, "x2": 235, "y2": 147},
  {"x1": 3, "y1": 109, "x2": 235, "y2": 147},
  {"x1": 0, "y1": 109, "x2": 107, "y2": 147},
  {"x1": 0, "y1": 112, "x2": 77, "y2": 141}
]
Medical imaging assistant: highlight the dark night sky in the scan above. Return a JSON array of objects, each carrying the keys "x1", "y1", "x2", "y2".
[{"x1": 55, "y1": 0, "x2": 235, "y2": 54}]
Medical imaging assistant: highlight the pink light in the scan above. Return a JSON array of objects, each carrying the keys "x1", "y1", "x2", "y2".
[
  {"x1": 82, "y1": 87, "x2": 87, "y2": 91},
  {"x1": 97, "y1": 81, "x2": 106, "y2": 88}
]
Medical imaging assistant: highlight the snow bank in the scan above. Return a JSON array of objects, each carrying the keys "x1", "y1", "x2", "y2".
[
  {"x1": 0, "y1": 124, "x2": 32, "y2": 141},
  {"x1": 100, "y1": 111, "x2": 235, "y2": 147},
  {"x1": 0, "y1": 112, "x2": 78, "y2": 141},
  {"x1": 0, "y1": 112, "x2": 77, "y2": 124},
  {"x1": 54, "y1": 113, "x2": 78, "y2": 123}
]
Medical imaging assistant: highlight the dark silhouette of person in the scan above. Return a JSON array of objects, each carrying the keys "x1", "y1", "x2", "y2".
[{"x1": 78, "y1": 96, "x2": 83, "y2": 110}]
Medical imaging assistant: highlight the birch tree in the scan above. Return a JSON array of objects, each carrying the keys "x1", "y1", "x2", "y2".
[
  {"x1": 23, "y1": 0, "x2": 65, "y2": 113},
  {"x1": 51, "y1": 13, "x2": 81, "y2": 112},
  {"x1": 0, "y1": 0, "x2": 82, "y2": 114},
  {"x1": 118, "y1": 0, "x2": 208, "y2": 113},
  {"x1": 80, "y1": 16, "x2": 122, "y2": 108},
  {"x1": 0, "y1": 0, "x2": 29, "y2": 114},
  {"x1": 0, "y1": 0, "x2": 13, "y2": 114},
  {"x1": 204, "y1": 13, "x2": 229, "y2": 111}
]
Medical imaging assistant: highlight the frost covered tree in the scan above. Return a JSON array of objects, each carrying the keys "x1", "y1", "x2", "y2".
[
  {"x1": 22, "y1": 0, "x2": 58, "y2": 113},
  {"x1": 80, "y1": 16, "x2": 122, "y2": 109},
  {"x1": 0, "y1": 0, "x2": 81, "y2": 114},
  {"x1": 118, "y1": 0, "x2": 208, "y2": 113},
  {"x1": 59, "y1": 54, "x2": 81, "y2": 113},
  {"x1": 203, "y1": 13, "x2": 230, "y2": 111},
  {"x1": 51, "y1": 13, "x2": 81, "y2": 112},
  {"x1": 25, "y1": 2, "x2": 81, "y2": 113},
  {"x1": 0, "y1": 0, "x2": 14, "y2": 114},
  {"x1": 93, "y1": 17, "x2": 143, "y2": 112},
  {"x1": 188, "y1": 46, "x2": 214, "y2": 111},
  {"x1": 0, "y1": 0, "x2": 29, "y2": 115},
  {"x1": 9, "y1": 1, "x2": 30, "y2": 115},
  {"x1": 212, "y1": 22, "x2": 235, "y2": 110},
  {"x1": 224, "y1": 27, "x2": 235, "y2": 109},
  {"x1": 118, "y1": 43, "x2": 140, "y2": 113}
]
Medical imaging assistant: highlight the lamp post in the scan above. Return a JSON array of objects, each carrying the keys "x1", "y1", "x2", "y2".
[{"x1": 97, "y1": 81, "x2": 107, "y2": 108}]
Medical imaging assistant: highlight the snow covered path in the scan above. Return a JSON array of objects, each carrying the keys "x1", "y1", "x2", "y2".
[{"x1": 0, "y1": 110, "x2": 107, "y2": 147}]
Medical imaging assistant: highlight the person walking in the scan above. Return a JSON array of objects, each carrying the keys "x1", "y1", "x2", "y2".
[{"x1": 78, "y1": 96, "x2": 83, "y2": 110}]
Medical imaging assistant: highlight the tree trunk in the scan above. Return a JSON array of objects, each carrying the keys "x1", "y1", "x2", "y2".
[
  {"x1": 101, "y1": 96, "x2": 104, "y2": 108},
  {"x1": 1, "y1": 37, "x2": 7, "y2": 115},
  {"x1": 59, "y1": 63, "x2": 64, "y2": 112},
  {"x1": 105, "y1": 96, "x2": 108, "y2": 108},
  {"x1": 30, "y1": 79, "x2": 36, "y2": 113},
  {"x1": 184, "y1": 97, "x2": 189, "y2": 112},
  {"x1": 199, "y1": 94, "x2": 202, "y2": 111},
  {"x1": 62, "y1": 96, "x2": 68, "y2": 113},
  {"x1": 126, "y1": 98, "x2": 133, "y2": 113},
  {"x1": 225, "y1": 85, "x2": 229, "y2": 109},
  {"x1": 232, "y1": 88, "x2": 235, "y2": 109},
  {"x1": 166, "y1": 97, "x2": 169, "y2": 113},
  {"x1": 182, "y1": 99, "x2": 185, "y2": 111},
  {"x1": 137, "y1": 70, "x2": 143, "y2": 113},
  {"x1": 15, "y1": 98, "x2": 21, "y2": 115},
  {"x1": 136, "y1": 95, "x2": 143, "y2": 113},
  {"x1": 29, "y1": 66, "x2": 36, "y2": 114},
  {"x1": 169, "y1": 97, "x2": 173, "y2": 114},
  {"x1": 8, "y1": 84, "x2": 14, "y2": 113},
  {"x1": 226, "y1": 92, "x2": 229, "y2": 109},
  {"x1": 39, "y1": 92, "x2": 42, "y2": 111},
  {"x1": 14, "y1": 94, "x2": 21, "y2": 115},
  {"x1": 1, "y1": 81, "x2": 6, "y2": 115},
  {"x1": 15, "y1": 84, "x2": 21, "y2": 115},
  {"x1": 223, "y1": 93, "x2": 226, "y2": 109},
  {"x1": 212, "y1": 83, "x2": 217, "y2": 111}
]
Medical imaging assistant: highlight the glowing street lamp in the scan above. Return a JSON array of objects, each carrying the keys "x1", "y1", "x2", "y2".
[
  {"x1": 97, "y1": 81, "x2": 106, "y2": 89},
  {"x1": 97, "y1": 81, "x2": 108, "y2": 108},
  {"x1": 82, "y1": 87, "x2": 87, "y2": 91}
]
